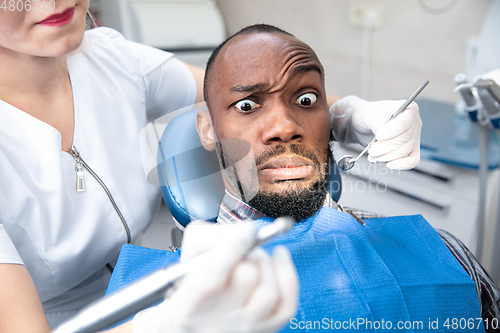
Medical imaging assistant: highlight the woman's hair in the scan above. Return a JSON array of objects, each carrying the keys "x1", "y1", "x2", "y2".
[{"x1": 86, "y1": 10, "x2": 97, "y2": 30}]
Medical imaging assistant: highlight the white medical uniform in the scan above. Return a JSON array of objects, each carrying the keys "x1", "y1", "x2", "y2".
[{"x1": 0, "y1": 27, "x2": 196, "y2": 327}]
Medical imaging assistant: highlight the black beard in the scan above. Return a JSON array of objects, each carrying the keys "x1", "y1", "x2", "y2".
[
  {"x1": 248, "y1": 178, "x2": 329, "y2": 222},
  {"x1": 248, "y1": 146, "x2": 332, "y2": 222}
]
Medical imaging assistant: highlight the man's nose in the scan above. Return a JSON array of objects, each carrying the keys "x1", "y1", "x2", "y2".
[{"x1": 261, "y1": 102, "x2": 305, "y2": 144}]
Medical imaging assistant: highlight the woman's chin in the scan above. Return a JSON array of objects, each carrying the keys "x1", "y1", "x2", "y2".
[{"x1": 39, "y1": 33, "x2": 85, "y2": 57}]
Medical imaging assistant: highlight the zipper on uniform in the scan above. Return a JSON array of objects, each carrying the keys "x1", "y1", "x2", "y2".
[
  {"x1": 69, "y1": 147, "x2": 87, "y2": 192},
  {"x1": 68, "y1": 145, "x2": 132, "y2": 243}
]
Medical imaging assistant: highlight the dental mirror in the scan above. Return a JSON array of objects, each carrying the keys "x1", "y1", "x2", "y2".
[{"x1": 337, "y1": 80, "x2": 429, "y2": 171}]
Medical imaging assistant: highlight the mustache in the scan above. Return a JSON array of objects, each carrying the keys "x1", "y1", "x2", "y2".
[{"x1": 255, "y1": 144, "x2": 321, "y2": 167}]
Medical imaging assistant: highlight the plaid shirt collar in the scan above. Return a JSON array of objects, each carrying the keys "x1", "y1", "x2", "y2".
[{"x1": 217, "y1": 190, "x2": 337, "y2": 224}]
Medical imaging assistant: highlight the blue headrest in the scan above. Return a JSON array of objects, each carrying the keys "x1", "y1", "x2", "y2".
[{"x1": 158, "y1": 109, "x2": 342, "y2": 228}]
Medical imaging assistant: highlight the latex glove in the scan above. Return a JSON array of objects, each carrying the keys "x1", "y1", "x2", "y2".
[
  {"x1": 330, "y1": 95, "x2": 422, "y2": 170},
  {"x1": 132, "y1": 221, "x2": 298, "y2": 333}
]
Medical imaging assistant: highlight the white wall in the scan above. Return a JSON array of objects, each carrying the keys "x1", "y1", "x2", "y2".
[{"x1": 216, "y1": 0, "x2": 492, "y2": 103}]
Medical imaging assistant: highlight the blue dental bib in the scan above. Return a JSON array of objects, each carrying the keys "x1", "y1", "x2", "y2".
[
  {"x1": 106, "y1": 207, "x2": 483, "y2": 332},
  {"x1": 255, "y1": 207, "x2": 483, "y2": 332}
]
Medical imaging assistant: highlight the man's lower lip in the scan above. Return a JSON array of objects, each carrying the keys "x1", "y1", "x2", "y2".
[
  {"x1": 260, "y1": 165, "x2": 314, "y2": 180},
  {"x1": 37, "y1": 8, "x2": 74, "y2": 26}
]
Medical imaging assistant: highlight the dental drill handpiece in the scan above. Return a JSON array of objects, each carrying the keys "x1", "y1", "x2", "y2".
[
  {"x1": 454, "y1": 73, "x2": 482, "y2": 123},
  {"x1": 51, "y1": 217, "x2": 295, "y2": 333}
]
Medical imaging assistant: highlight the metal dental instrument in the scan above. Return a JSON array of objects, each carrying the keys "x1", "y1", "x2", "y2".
[
  {"x1": 337, "y1": 80, "x2": 429, "y2": 171},
  {"x1": 51, "y1": 217, "x2": 295, "y2": 333}
]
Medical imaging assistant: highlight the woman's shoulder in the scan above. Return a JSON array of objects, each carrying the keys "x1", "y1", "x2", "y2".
[
  {"x1": 72, "y1": 27, "x2": 172, "y2": 77},
  {"x1": 83, "y1": 27, "x2": 143, "y2": 50},
  {"x1": 84, "y1": 26, "x2": 127, "y2": 41}
]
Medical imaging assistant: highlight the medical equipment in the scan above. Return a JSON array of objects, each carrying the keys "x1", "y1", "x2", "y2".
[
  {"x1": 454, "y1": 73, "x2": 482, "y2": 123},
  {"x1": 452, "y1": 0, "x2": 500, "y2": 285},
  {"x1": 51, "y1": 217, "x2": 294, "y2": 333},
  {"x1": 337, "y1": 80, "x2": 429, "y2": 171},
  {"x1": 475, "y1": 79, "x2": 500, "y2": 128},
  {"x1": 454, "y1": 72, "x2": 500, "y2": 284},
  {"x1": 455, "y1": 78, "x2": 500, "y2": 128}
]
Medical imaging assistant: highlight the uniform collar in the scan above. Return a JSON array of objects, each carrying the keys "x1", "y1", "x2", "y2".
[{"x1": 217, "y1": 190, "x2": 336, "y2": 224}]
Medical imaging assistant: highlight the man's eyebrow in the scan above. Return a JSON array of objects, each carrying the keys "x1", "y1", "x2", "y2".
[
  {"x1": 289, "y1": 64, "x2": 324, "y2": 79},
  {"x1": 229, "y1": 64, "x2": 323, "y2": 94},
  {"x1": 230, "y1": 82, "x2": 269, "y2": 94}
]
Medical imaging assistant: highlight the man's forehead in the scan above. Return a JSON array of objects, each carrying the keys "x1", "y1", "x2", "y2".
[
  {"x1": 212, "y1": 32, "x2": 323, "y2": 91},
  {"x1": 221, "y1": 32, "x2": 294, "y2": 62}
]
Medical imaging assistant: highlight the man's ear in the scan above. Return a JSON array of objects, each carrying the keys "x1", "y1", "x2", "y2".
[{"x1": 196, "y1": 109, "x2": 216, "y2": 151}]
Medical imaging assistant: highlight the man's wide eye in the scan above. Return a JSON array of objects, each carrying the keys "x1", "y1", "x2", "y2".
[
  {"x1": 295, "y1": 93, "x2": 317, "y2": 106},
  {"x1": 234, "y1": 99, "x2": 258, "y2": 112}
]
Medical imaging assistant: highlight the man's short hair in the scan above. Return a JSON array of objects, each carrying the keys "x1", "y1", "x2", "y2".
[{"x1": 203, "y1": 24, "x2": 295, "y2": 107}]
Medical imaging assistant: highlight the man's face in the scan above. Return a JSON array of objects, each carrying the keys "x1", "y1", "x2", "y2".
[{"x1": 204, "y1": 32, "x2": 332, "y2": 220}]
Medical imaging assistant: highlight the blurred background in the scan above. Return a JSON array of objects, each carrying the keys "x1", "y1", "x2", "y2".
[
  {"x1": 89, "y1": 0, "x2": 493, "y2": 102},
  {"x1": 218, "y1": 0, "x2": 492, "y2": 103},
  {"x1": 89, "y1": 0, "x2": 500, "y2": 283}
]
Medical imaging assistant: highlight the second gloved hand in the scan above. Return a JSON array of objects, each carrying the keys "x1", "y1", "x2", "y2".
[
  {"x1": 330, "y1": 96, "x2": 422, "y2": 170},
  {"x1": 132, "y1": 221, "x2": 298, "y2": 333}
]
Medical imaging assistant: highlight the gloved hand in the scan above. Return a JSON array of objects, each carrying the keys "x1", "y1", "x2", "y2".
[
  {"x1": 330, "y1": 96, "x2": 422, "y2": 170},
  {"x1": 132, "y1": 221, "x2": 298, "y2": 333}
]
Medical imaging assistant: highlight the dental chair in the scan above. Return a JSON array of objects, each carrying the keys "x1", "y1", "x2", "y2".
[{"x1": 157, "y1": 108, "x2": 342, "y2": 230}]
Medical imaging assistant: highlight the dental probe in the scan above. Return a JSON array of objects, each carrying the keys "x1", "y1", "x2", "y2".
[
  {"x1": 51, "y1": 217, "x2": 295, "y2": 333},
  {"x1": 337, "y1": 80, "x2": 429, "y2": 171}
]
